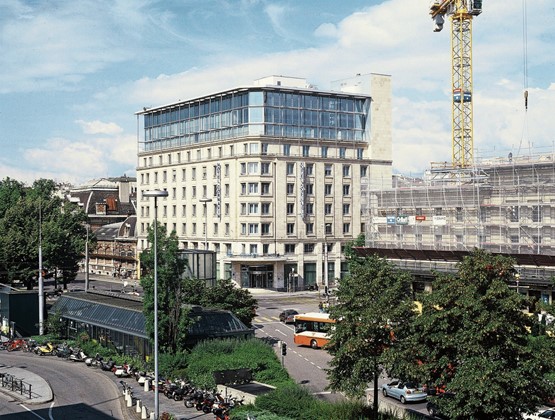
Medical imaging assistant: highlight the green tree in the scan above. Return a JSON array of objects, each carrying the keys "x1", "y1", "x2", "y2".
[
  {"x1": 0, "y1": 178, "x2": 88, "y2": 289},
  {"x1": 326, "y1": 253, "x2": 414, "y2": 417},
  {"x1": 140, "y1": 223, "x2": 192, "y2": 354},
  {"x1": 196, "y1": 278, "x2": 258, "y2": 327},
  {"x1": 396, "y1": 249, "x2": 554, "y2": 419}
]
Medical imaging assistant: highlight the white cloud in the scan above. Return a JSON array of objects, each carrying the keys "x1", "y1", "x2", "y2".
[{"x1": 76, "y1": 120, "x2": 123, "y2": 135}]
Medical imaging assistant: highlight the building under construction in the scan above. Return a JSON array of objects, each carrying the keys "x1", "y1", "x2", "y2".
[{"x1": 362, "y1": 153, "x2": 555, "y2": 305}]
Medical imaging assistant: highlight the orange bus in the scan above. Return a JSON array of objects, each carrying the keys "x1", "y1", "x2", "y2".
[{"x1": 293, "y1": 312, "x2": 335, "y2": 349}]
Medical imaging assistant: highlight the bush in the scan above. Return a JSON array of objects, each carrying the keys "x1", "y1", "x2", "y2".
[{"x1": 186, "y1": 338, "x2": 292, "y2": 389}]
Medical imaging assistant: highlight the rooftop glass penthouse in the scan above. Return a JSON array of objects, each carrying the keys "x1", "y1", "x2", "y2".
[{"x1": 139, "y1": 78, "x2": 371, "y2": 152}]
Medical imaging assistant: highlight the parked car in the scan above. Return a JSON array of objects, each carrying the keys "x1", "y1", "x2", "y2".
[
  {"x1": 526, "y1": 409, "x2": 555, "y2": 420},
  {"x1": 381, "y1": 380, "x2": 427, "y2": 404},
  {"x1": 427, "y1": 392, "x2": 455, "y2": 418},
  {"x1": 279, "y1": 309, "x2": 299, "y2": 324}
]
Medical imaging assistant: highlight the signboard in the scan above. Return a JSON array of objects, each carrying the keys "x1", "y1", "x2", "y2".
[
  {"x1": 216, "y1": 163, "x2": 221, "y2": 220},
  {"x1": 433, "y1": 215, "x2": 447, "y2": 226},
  {"x1": 415, "y1": 215, "x2": 426, "y2": 221},
  {"x1": 396, "y1": 215, "x2": 409, "y2": 225},
  {"x1": 386, "y1": 216, "x2": 396, "y2": 225},
  {"x1": 299, "y1": 162, "x2": 306, "y2": 221}
]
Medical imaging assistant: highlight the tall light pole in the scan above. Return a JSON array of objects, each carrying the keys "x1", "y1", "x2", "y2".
[
  {"x1": 84, "y1": 223, "x2": 90, "y2": 291},
  {"x1": 143, "y1": 189, "x2": 168, "y2": 420},
  {"x1": 199, "y1": 197, "x2": 212, "y2": 250},
  {"x1": 38, "y1": 202, "x2": 44, "y2": 335}
]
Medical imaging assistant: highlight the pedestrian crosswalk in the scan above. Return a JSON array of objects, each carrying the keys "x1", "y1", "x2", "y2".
[{"x1": 253, "y1": 315, "x2": 281, "y2": 323}]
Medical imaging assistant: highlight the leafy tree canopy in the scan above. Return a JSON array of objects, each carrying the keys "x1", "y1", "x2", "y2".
[
  {"x1": 327, "y1": 253, "x2": 414, "y2": 416},
  {"x1": 394, "y1": 249, "x2": 555, "y2": 420}
]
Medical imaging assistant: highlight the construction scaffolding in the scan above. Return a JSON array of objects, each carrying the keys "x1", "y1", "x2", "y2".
[{"x1": 365, "y1": 153, "x2": 555, "y2": 257}]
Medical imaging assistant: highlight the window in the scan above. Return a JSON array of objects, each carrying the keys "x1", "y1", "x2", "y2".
[
  {"x1": 324, "y1": 164, "x2": 332, "y2": 176},
  {"x1": 287, "y1": 203, "x2": 295, "y2": 214},
  {"x1": 248, "y1": 224, "x2": 258, "y2": 234},
  {"x1": 343, "y1": 184, "x2": 350, "y2": 196},
  {"x1": 250, "y1": 244, "x2": 258, "y2": 255},
  {"x1": 302, "y1": 145, "x2": 310, "y2": 157},
  {"x1": 304, "y1": 243, "x2": 315, "y2": 253},
  {"x1": 182, "y1": 187, "x2": 186, "y2": 199},
  {"x1": 343, "y1": 223, "x2": 350, "y2": 234},
  {"x1": 325, "y1": 223, "x2": 333, "y2": 235},
  {"x1": 283, "y1": 144, "x2": 291, "y2": 156},
  {"x1": 339, "y1": 147, "x2": 346, "y2": 158},
  {"x1": 241, "y1": 183, "x2": 246, "y2": 195},
  {"x1": 287, "y1": 183, "x2": 295, "y2": 195},
  {"x1": 192, "y1": 186, "x2": 197, "y2": 198},
  {"x1": 192, "y1": 204, "x2": 197, "y2": 216},
  {"x1": 248, "y1": 203, "x2": 259, "y2": 214},
  {"x1": 343, "y1": 204, "x2": 350, "y2": 215},
  {"x1": 342, "y1": 164, "x2": 350, "y2": 177},
  {"x1": 262, "y1": 143, "x2": 268, "y2": 155},
  {"x1": 261, "y1": 182, "x2": 270, "y2": 195},
  {"x1": 286, "y1": 163, "x2": 295, "y2": 175},
  {"x1": 306, "y1": 183, "x2": 314, "y2": 195},
  {"x1": 240, "y1": 203, "x2": 247, "y2": 215},
  {"x1": 249, "y1": 143, "x2": 259, "y2": 154},
  {"x1": 247, "y1": 162, "x2": 258, "y2": 174},
  {"x1": 456, "y1": 207, "x2": 463, "y2": 222},
  {"x1": 360, "y1": 165, "x2": 368, "y2": 177},
  {"x1": 284, "y1": 244, "x2": 295, "y2": 254},
  {"x1": 202, "y1": 166, "x2": 207, "y2": 180},
  {"x1": 287, "y1": 223, "x2": 295, "y2": 235},
  {"x1": 325, "y1": 203, "x2": 332, "y2": 215},
  {"x1": 192, "y1": 223, "x2": 197, "y2": 235},
  {"x1": 261, "y1": 162, "x2": 270, "y2": 174},
  {"x1": 192, "y1": 167, "x2": 196, "y2": 180},
  {"x1": 225, "y1": 223, "x2": 230, "y2": 235},
  {"x1": 225, "y1": 184, "x2": 230, "y2": 197},
  {"x1": 261, "y1": 223, "x2": 270, "y2": 235},
  {"x1": 261, "y1": 203, "x2": 271, "y2": 215},
  {"x1": 321, "y1": 146, "x2": 328, "y2": 158},
  {"x1": 225, "y1": 203, "x2": 230, "y2": 216},
  {"x1": 532, "y1": 205, "x2": 542, "y2": 222},
  {"x1": 306, "y1": 203, "x2": 314, "y2": 215},
  {"x1": 306, "y1": 163, "x2": 314, "y2": 176},
  {"x1": 182, "y1": 205, "x2": 186, "y2": 216},
  {"x1": 324, "y1": 184, "x2": 332, "y2": 195},
  {"x1": 248, "y1": 183, "x2": 258, "y2": 194},
  {"x1": 181, "y1": 223, "x2": 186, "y2": 234},
  {"x1": 509, "y1": 206, "x2": 519, "y2": 222},
  {"x1": 262, "y1": 244, "x2": 269, "y2": 254},
  {"x1": 241, "y1": 223, "x2": 247, "y2": 235},
  {"x1": 240, "y1": 163, "x2": 246, "y2": 175},
  {"x1": 357, "y1": 148, "x2": 364, "y2": 160},
  {"x1": 306, "y1": 223, "x2": 314, "y2": 235},
  {"x1": 224, "y1": 164, "x2": 229, "y2": 177}
]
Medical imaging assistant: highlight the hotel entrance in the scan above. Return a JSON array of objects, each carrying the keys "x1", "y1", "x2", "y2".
[{"x1": 241, "y1": 265, "x2": 274, "y2": 289}]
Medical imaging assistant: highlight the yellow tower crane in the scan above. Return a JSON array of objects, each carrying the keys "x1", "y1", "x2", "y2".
[{"x1": 430, "y1": 0, "x2": 482, "y2": 168}]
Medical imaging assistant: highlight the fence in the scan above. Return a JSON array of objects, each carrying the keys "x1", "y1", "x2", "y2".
[{"x1": 0, "y1": 372, "x2": 33, "y2": 399}]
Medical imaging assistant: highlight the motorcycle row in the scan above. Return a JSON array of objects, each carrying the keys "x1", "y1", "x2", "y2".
[{"x1": 1, "y1": 338, "x2": 244, "y2": 419}]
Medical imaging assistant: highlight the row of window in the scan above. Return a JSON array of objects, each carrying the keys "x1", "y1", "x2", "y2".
[{"x1": 140, "y1": 221, "x2": 351, "y2": 237}]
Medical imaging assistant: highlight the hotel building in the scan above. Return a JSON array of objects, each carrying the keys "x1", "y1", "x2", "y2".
[{"x1": 136, "y1": 74, "x2": 392, "y2": 290}]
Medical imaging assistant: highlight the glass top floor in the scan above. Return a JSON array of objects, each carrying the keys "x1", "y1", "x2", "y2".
[{"x1": 138, "y1": 87, "x2": 371, "y2": 153}]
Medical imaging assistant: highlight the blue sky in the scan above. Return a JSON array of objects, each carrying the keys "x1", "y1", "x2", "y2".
[{"x1": 0, "y1": 0, "x2": 553, "y2": 185}]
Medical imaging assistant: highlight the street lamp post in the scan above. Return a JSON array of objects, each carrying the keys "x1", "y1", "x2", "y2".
[
  {"x1": 199, "y1": 198, "x2": 212, "y2": 250},
  {"x1": 85, "y1": 223, "x2": 90, "y2": 291},
  {"x1": 143, "y1": 189, "x2": 168, "y2": 420}
]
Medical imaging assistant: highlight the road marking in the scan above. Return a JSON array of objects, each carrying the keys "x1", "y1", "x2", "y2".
[
  {"x1": 274, "y1": 329, "x2": 288, "y2": 337},
  {"x1": 20, "y1": 404, "x2": 47, "y2": 420}
]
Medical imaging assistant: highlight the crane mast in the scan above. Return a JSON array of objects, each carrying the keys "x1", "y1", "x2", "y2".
[{"x1": 430, "y1": 0, "x2": 482, "y2": 168}]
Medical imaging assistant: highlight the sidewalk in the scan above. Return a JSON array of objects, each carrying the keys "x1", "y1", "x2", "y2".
[{"x1": 0, "y1": 363, "x2": 53, "y2": 405}]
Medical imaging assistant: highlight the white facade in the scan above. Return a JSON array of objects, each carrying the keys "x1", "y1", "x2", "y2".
[{"x1": 136, "y1": 74, "x2": 392, "y2": 290}]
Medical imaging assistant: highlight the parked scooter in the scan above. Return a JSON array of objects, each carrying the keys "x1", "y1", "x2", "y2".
[
  {"x1": 69, "y1": 349, "x2": 88, "y2": 362},
  {"x1": 85, "y1": 353, "x2": 103, "y2": 367},
  {"x1": 35, "y1": 342, "x2": 57, "y2": 356},
  {"x1": 100, "y1": 359, "x2": 116, "y2": 372},
  {"x1": 114, "y1": 363, "x2": 134, "y2": 378}
]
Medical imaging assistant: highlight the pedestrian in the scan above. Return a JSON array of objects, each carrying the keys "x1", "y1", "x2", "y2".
[{"x1": 318, "y1": 301, "x2": 323, "y2": 313}]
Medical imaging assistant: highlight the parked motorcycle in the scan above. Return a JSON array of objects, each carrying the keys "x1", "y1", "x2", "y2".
[{"x1": 100, "y1": 359, "x2": 116, "y2": 371}]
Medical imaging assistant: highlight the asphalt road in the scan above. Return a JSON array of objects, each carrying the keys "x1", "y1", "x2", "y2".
[
  {"x1": 0, "y1": 351, "x2": 127, "y2": 419},
  {"x1": 253, "y1": 292, "x2": 431, "y2": 416}
]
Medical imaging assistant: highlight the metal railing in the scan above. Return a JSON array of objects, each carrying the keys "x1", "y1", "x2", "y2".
[{"x1": 0, "y1": 373, "x2": 33, "y2": 399}]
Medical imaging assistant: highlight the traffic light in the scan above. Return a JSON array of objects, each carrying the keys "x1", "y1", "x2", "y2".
[{"x1": 281, "y1": 342, "x2": 287, "y2": 356}]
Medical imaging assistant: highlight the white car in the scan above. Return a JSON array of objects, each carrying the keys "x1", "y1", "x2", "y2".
[{"x1": 526, "y1": 409, "x2": 555, "y2": 420}]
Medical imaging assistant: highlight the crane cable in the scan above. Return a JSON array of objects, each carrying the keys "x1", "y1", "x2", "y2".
[
  {"x1": 523, "y1": 0, "x2": 528, "y2": 111},
  {"x1": 518, "y1": 0, "x2": 530, "y2": 157}
]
